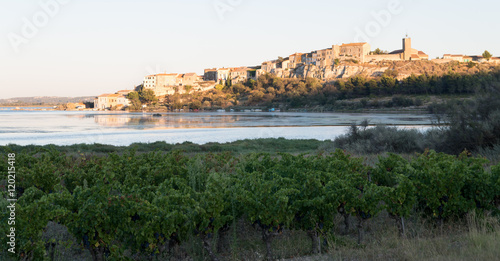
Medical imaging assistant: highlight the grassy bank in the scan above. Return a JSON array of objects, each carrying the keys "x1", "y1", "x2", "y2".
[{"x1": 1, "y1": 138, "x2": 331, "y2": 156}]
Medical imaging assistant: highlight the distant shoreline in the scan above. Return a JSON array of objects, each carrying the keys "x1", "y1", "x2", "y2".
[{"x1": 0, "y1": 105, "x2": 54, "y2": 107}]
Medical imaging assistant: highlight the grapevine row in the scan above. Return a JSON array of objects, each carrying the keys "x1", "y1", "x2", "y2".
[{"x1": 1, "y1": 149, "x2": 499, "y2": 260}]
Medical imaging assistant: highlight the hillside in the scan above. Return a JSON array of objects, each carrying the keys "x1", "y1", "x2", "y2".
[{"x1": 290, "y1": 60, "x2": 499, "y2": 80}]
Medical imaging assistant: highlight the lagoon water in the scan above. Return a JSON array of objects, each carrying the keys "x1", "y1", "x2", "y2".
[{"x1": 0, "y1": 111, "x2": 435, "y2": 146}]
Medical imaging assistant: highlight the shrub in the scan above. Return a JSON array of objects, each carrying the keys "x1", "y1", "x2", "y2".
[
  {"x1": 333, "y1": 124, "x2": 425, "y2": 154},
  {"x1": 392, "y1": 96, "x2": 414, "y2": 107}
]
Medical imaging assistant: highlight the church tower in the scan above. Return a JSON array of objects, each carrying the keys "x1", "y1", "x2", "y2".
[{"x1": 403, "y1": 37, "x2": 412, "y2": 61}]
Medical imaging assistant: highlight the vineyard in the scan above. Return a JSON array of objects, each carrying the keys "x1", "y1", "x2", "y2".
[{"x1": 1, "y1": 148, "x2": 500, "y2": 261}]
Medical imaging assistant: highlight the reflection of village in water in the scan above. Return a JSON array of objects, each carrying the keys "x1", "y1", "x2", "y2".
[
  {"x1": 92, "y1": 114, "x2": 244, "y2": 129},
  {"x1": 62, "y1": 112, "x2": 435, "y2": 130},
  {"x1": 4, "y1": 112, "x2": 436, "y2": 146}
]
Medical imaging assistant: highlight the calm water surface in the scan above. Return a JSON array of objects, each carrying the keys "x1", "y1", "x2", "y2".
[{"x1": 0, "y1": 111, "x2": 435, "y2": 146}]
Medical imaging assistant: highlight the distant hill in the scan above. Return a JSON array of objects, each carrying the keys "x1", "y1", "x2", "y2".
[{"x1": 0, "y1": 96, "x2": 95, "y2": 106}]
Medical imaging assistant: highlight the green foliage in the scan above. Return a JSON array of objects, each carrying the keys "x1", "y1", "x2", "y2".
[
  {"x1": 483, "y1": 50, "x2": 493, "y2": 60},
  {"x1": 411, "y1": 151, "x2": 476, "y2": 220},
  {"x1": 139, "y1": 89, "x2": 158, "y2": 104},
  {"x1": 382, "y1": 69, "x2": 399, "y2": 78},
  {"x1": 334, "y1": 125, "x2": 425, "y2": 154},
  {"x1": 127, "y1": 91, "x2": 144, "y2": 110},
  {"x1": 2, "y1": 148, "x2": 500, "y2": 259},
  {"x1": 372, "y1": 153, "x2": 416, "y2": 237},
  {"x1": 372, "y1": 48, "x2": 387, "y2": 55},
  {"x1": 434, "y1": 82, "x2": 500, "y2": 154},
  {"x1": 126, "y1": 91, "x2": 140, "y2": 101}
]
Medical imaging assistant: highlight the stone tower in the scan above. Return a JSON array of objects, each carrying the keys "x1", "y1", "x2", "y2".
[{"x1": 403, "y1": 37, "x2": 412, "y2": 61}]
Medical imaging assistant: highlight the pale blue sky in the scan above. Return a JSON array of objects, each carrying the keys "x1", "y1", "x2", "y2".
[{"x1": 1, "y1": 0, "x2": 499, "y2": 98}]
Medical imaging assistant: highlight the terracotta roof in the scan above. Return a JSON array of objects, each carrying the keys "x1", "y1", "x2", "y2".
[
  {"x1": 418, "y1": 51, "x2": 428, "y2": 55},
  {"x1": 232, "y1": 67, "x2": 248, "y2": 72},
  {"x1": 155, "y1": 73, "x2": 179, "y2": 77},
  {"x1": 184, "y1": 73, "x2": 197, "y2": 77},
  {"x1": 341, "y1": 42, "x2": 368, "y2": 47},
  {"x1": 411, "y1": 54, "x2": 420, "y2": 59}
]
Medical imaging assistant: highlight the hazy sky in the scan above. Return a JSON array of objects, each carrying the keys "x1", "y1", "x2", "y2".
[{"x1": 1, "y1": 0, "x2": 499, "y2": 98}]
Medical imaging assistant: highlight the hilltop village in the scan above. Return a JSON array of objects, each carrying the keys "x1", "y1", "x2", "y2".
[{"x1": 93, "y1": 37, "x2": 500, "y2": 110}]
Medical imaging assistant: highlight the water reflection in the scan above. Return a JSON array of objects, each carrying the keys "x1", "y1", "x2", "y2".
[
  {"x1": 1, "y1": 111, "x2": 436, "y2": 146},
  {"x1": 81, "y1": 112, "x2": 434, "y2": 130}
]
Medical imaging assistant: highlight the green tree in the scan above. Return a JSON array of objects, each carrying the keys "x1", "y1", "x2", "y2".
[
  {"x1": 127, "y1": 91, "x2": 140, "y2": 101},
  {"x1": 126, "y1": 91, "x2": 143, "y2": 111},
  {"x1": 189, "y1": 100, "x2": 202, "y2": 110},
  {"x1": 371, "y1": 48, "x2": 387, "y2": 55},
  {"x1": 184, "y1": 85, "x2": 193, "y2": 94},
  {"x1": 383, "y1": 69, "x2": 399, "y2": 78},
  {"x1": 467, "y1": 61, "x2": 477, "y2": 68},
  {"x1": 482, "y1": 50, "x2": 493, "y2": 61},
  {"x1": 139, "y1": 89, "x2": 158, "y2": 105}
]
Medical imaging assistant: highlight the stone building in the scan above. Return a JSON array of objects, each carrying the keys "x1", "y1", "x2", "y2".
[
  {"x1": 491, "y1": 57, "x2": 500, "y2": 64},
  {"x1": 204, "y1": 68, "x2": 218, "y2": 81},
  {"x1": 145, "y1": 73, "x2": 181, "y2": 96},
  {"x1": 261, "y1": 61, "x2": 277, "y2": 73},
  {"x1": 94, "y1": 93, "x2": 131, "y2": 110},
  {"x1": 442, "y1": 54, "x2": 473, "y2": 63},
  {"x1": 315, "y1": 48, "x2": 335, "y2": 67},
  {"x1": 365, "y1": 38, "x2": 429, "y2": 62},
  {"x1": 335, "y1": 42, "x2": 371, "y2": 63},
  {"x1": 144, "y1": 73, "x2": 210, "y2": 96},
  {"x1": 230, "y1": 67, "x2": 249, "y2": 83},
  {"x1": 288, "y1": 53, "x2": 303, "y2": 68},
  {"x1": 183, "y1": 73, "x2": 199, "y2": 86},
  {"x1": 387, "y1": 38, "x2": 429, "y2": 61},
  {"x1": 216, "y1": 68, "x2": 230, "y2": 84}
]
